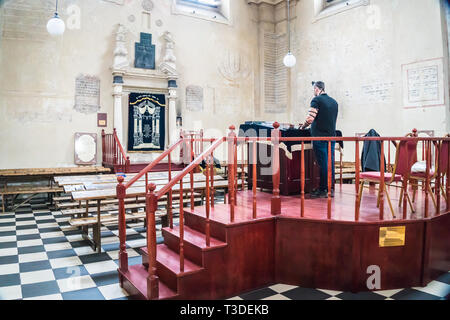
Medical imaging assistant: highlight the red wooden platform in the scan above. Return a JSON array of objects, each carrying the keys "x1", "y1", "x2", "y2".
[{"x1": 118, "y1": 184, "x2": 450, "y2": 299}]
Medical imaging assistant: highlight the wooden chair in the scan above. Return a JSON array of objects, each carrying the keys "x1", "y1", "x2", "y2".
[
  {"x1": 408, "y1": 135, "x2": 449, "y2": 209},
  {"x1": 357, "y1": 137, "x2": 418, "y2": 218},
  {"x1": 180, "y1": 129, "x2": 204, "y2": 164}
]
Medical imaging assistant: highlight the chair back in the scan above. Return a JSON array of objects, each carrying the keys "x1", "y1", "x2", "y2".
[
  {"x1": 392, "y1": 139, "x2": 418, "y2": 177},
  {"x1": 439, "y1": 138, "x2": 449, "y2": 175},
  {"x1": 180, "y1": 129, "x2": 204, "y2": 164}
]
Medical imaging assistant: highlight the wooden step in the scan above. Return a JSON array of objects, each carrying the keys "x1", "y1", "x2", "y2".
[
  {"x1": 162, "y1": 225, "x2": 227, "y2": 266},
  {"x1": 183, "y1": 208, "x2": 227, "y2": 242},
  {"x1": 119, "y1": 264, "x2": 178, "y2": 300},
  {"x1": 141, "y1": 244, "x2": 204, "y2": 292},
  {"x1": 163, "y1": 225, "x2": 227, "y2": 251}
]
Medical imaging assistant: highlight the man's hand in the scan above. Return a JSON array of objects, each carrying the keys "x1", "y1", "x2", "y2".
[{"x1": 299, "y1": 122, "x2": 309, "y2": 130}]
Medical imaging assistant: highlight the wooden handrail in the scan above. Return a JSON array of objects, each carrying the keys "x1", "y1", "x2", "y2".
[
  {"x1": 102, "y1": 129, "x2": 130, "y2": 173},
  {"x1": 125, "y1": 138, "x2": 184, "y2": 189},
  {"x1": 115, "y1": 125, "x2": 450, "y2": 301},
  {"x1": 113, "y1": 129, "x2": 128, "y2": 166},
  {"x1": 235, "y1": 136, "x2": 450, "y2": 142},
  {"x1": 156, "y1": 137, "x2": 226, "y2": 199}
]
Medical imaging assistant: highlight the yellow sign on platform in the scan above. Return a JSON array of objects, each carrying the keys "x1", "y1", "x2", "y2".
[{"x1": 379, "y1": 226, "x2": 406, "y2": 247}]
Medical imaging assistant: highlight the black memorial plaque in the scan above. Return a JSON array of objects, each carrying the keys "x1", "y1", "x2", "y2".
[{"x1": 135, "y1": 33, "x2": 155, "y2": 69}]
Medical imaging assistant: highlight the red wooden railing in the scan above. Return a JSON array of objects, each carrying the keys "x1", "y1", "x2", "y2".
[
  {"x1": 116, "y1": 132, "x2": 218, "y2": 299},
  {"x1": 116, "y1": 122, "x2": 450, "y2": 300},
  {"x1": 102, "y1": 129, "x2": 130, "y2": 173}
]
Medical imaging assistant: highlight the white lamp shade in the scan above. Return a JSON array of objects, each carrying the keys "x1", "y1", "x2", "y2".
[
  {"x1": 47, "y1": 16, "x2": 65, "y2": 36},
  {"x1": 283, "y1": 52, "x2": 296, "y2": 68}
]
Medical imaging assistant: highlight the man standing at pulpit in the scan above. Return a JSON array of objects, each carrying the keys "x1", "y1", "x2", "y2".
[{"x1": 300, "y1": 81, "x2": 339, "y2": 198}]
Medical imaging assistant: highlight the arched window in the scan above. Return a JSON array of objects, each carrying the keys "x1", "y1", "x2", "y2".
[
  {"x1": 173, "y1": 0, "x2": 230, "y2": 24},
  {"x1": 314, "y1": 0, "x2": 369, "y2": 21},
  {"x1": 178, "y1": 0, "x2": 222, "y2": 10}
]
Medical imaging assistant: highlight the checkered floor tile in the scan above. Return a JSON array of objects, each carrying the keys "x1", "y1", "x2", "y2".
[{"x1": 0, "y1": 197, "x2": 449, "y2": 300}]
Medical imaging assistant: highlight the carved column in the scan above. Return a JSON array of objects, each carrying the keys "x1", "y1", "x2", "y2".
[
  {"x1": 113, "y1": 75, "x2": 124, "y2": 145},
  {"x1": 168, "y1": 87, "x2": 178, "y2": 145}
]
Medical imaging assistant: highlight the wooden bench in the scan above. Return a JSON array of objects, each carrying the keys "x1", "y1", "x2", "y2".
[
  {"x1": 69, "y1": 211, "x2": 165, "y2": 252},
  {"x1": 69, "y1": 179, "x2": 242, "y2": 253},
  {"x1": 0, "y1": 166, "x2": 110, "y2": 213},
  {"x1": 0, "y1": 185, "x2": 64, "y2": 212},
  {"x1": 54, "y1": 171, "x2": 170, "y2": 186},
  {"x1": 53, "y1": 195, "x2": 72, "y2": 202},
  {"x1": 68, "y1": 196, "x2": 204, "y2": 252},
  {"x1": 61, "y1": 192, "x2": 203, "y2": 216}
]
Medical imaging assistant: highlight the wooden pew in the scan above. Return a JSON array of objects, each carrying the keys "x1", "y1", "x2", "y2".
[
  {"x1": 0, "y1": 167, "x2": 110, "y2": 213},
  {"x1": 0, "y1": 185, "x2": 64, "y2": 213},
  {"x1": 70, "y1": 179, "x2": 242, "y2": 253}
]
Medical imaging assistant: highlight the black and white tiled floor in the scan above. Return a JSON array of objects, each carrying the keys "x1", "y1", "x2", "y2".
[{"x1": 0, "y1": 198, "x2": 449, "y2": 300}]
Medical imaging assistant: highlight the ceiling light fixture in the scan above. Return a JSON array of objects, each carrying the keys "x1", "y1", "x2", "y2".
[
  {"x1": 47, "y1": 0, "x2": 65, "y2": 36},
  {"x1": 283, "y1": 0, "x2": 296, "y2": 68}
]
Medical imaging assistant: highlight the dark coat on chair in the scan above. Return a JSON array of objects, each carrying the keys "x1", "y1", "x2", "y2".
[{"x1": 361, "y1": 129, "x2": 386, "y2": 172}]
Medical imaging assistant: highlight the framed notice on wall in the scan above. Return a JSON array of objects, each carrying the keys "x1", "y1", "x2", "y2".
[
  {"x1": 402, "y1": 58, "x2": 445, "y2": 108},
  {"x1": 97, "y1": 113, "x2": 107, "y2": 127},
  {"x1": 74, "y1": 133, "x2": 97, "y2": 165}
]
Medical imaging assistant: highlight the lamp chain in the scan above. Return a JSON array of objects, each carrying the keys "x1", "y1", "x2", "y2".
[{"x1": 287, "y1": 0, "x2": 290, "y2": 53}]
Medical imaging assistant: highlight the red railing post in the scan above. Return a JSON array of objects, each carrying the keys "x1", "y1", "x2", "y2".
[
  {"x1": 190, "y1": 136, "x2": 195, "y2": 210},
  {"x1": 355, "y1": 139, "x2": 360, "y2": 221},
  {"x1": 210, "y1": 148, "x2": 215, "y2": 208},
  {"x1": 252, "y1": 140, "x2": 257, "y2": 219},
  {"x1": 402, "y1": 138, "x2": 409, "y2": 220},
  {"x1": 200, "y1": 129, "x2": 204, "y2": 153},
  {"x1": 101, "y1": 129, "x2": 106, "y2": 164},
  {"x1": 425, "y1": 140, "x2": 430, "y2": 218},
  {"x1": 233, "y1": 137, "x2": 238, "y2": 205},
  {"x1": 241, "y1": 143, "x2": 245, "y2": 191},
  {"x1": 300, "y1": 141, "x2": 305, "y2": 218},
  {"x1": 327, "y1": 140, "x2": 332, "y2": 219},
  {"x1": 146, "y1": 183, "x2": 159, "y2": 299},
  {"x1": 116, "y1": 177, "x2": 128, "y2": 274},
  {"x1": 388, "y1": 141, "x2": 391, "y2": 173},
  {"x1": 355, "y1": 138, "x2": 360, "y2": 193},
  {"x1": 339, "y1": 148, "x2": 343, "y2": 185},
  {"x1": 271, "y1": 122, "x2": 281, "y2": 216},
  {"x1": 435, "y1": 141, "x2": 441, "y2": 216},
  {"x1": 228, "y1": 125, "x2": 236, "y2": 222},
  {"x1": 205, "y1": 155, "x2": 211, "y2": 247},
  {"x1": 179, "y1": 179, "x2": 185, "y2": 272},
  {"x1": 447, "y1": 139, "x2": 450, "y2": 211},
  {"x1": 113, "y1": 128, "x2": 118, "y2": 166},
  {"x1": 126, "y1": 156, "x2": 130, "y2": 174},
  {"x1": 379, "y1": 140, "x2": 385, "y2": 220},
  {"x1": 168, "y1": 153, "x2": 173, "y2": 229}
]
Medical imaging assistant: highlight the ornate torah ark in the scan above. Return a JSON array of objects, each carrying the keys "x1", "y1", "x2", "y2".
[{"x1": 128, "y1": 93, "x2": 166, "y2": 152}]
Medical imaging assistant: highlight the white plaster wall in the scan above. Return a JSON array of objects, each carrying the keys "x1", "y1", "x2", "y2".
[
  {"x1": 0, "y1": 0, "x2": 259, "y2": 169},
  {"x1": 0, "y1": 0, "x2": 448, "y2": 168},
  {"x1": 291, "y1": 0, "x2": 449, "y2": 161}
]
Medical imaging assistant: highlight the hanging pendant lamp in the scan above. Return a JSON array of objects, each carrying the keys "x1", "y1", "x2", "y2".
[
  {"x1": 47, "y1": 0, "x2": 65, "y2": 36},
  {"x1": 283, "y1": 0, "x2": 296, "y2": 68}
]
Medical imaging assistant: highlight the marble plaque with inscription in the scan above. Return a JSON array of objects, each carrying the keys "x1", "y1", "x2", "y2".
[
  {"x1": 135, "y1": 33, "x2": 156, "y2": 70},
  {"x1": 402, "y1": 58, "x2": 444, "y2": 108},
  {"x1": 74, "y1": 75, "x2": 101, "y2": 114},
  {"x1": 361, "y1": 82, "x2": 393, "y2": 103},
  {"x1": 186, "y1": 86, "x2": 204, "y2": 111}
]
